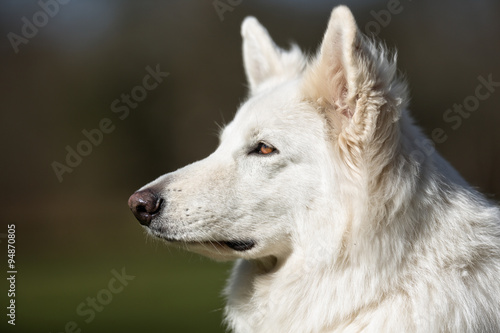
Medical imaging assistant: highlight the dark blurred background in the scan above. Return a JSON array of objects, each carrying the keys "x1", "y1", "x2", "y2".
[{"x1": 1, "y1": 0, "x2": 499, "y2": 332}]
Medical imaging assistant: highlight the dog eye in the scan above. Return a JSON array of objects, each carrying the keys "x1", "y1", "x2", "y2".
[{"x1": 255, "y1": 142, "x2": 276, "y2": 155}]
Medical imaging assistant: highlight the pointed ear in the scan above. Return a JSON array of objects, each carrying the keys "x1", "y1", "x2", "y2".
[
  {"x1": 303, "y1": 6, "x2": 407, "y2": 170},
  {"x1": 241, "y1": 17, "x2": 305, "y2": 93}
]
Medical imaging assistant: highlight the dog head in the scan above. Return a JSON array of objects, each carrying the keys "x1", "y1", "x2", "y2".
[{"x1": 129, "y1": 6, "x2": 407, "y2": 261}]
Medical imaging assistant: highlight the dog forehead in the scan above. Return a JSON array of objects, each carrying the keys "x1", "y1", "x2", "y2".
[
  {"x1": 236, "y1": 81, "x2": 304, "y2": 125},
  {"x1": 220, "y1": 80, "x2": 322, "y2": 146}
]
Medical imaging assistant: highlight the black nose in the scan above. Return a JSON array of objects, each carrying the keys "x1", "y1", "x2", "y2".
[{"x1": 128, "y1": 189, "x2": 163, "y2": 226}]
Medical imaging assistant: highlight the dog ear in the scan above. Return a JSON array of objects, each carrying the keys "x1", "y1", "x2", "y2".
[
  {"x1": 303, "y1": 6, "x2": 407, "y2": 172},
  {"x1": 241, "y1": 17, "x2": 305, "y2": 93}
]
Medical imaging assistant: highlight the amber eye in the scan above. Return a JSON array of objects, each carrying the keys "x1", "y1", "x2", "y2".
[{"x1": 257, "y1": 142, "x2": 275, "y2": 155}]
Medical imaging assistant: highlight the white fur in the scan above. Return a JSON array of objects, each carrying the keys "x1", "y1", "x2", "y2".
[{"x1": 139, "y1": 6, "x2": 500, "y2": 332}]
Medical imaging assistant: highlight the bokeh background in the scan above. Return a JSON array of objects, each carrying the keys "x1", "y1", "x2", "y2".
[{"x1": 1, "y1": 0, "x2": 499, "y2": 332}]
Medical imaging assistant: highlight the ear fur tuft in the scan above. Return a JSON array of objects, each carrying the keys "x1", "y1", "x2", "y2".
[{"x1": 302, "y1": 6, "x2": 409, "y2": 174}]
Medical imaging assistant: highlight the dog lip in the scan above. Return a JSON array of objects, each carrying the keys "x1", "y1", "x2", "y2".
[
  {"x1": 222, "y1": 240, "x2": 255, "y2": 251},
  {"x1": 162, "y1": 237, "x2": 255, "y2": 251}
]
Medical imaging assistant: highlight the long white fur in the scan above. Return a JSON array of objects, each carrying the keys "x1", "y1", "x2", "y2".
[{"x1": 141, "y1": 6, "x2": 500, "y2": 332}]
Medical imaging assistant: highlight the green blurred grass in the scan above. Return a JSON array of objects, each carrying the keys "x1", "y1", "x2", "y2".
[{"x1": 3, "y1": 216, "x2": 233, "y2": 333}]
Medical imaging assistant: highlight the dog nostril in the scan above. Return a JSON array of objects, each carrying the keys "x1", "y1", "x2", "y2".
[
  {"x1": 128, "y1": 190, "x2": 163, "y2": 226},
  {"x1": 136, "y1": 205, "x2": 147, "y2": 213},
  {"x1": 151, "y1": 198, "x2": 163, "y2": 215}
]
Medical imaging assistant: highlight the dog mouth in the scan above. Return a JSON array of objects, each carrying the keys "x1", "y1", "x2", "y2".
[
  {"x1": 161, "y1": 236, "x2": 255, "y2": 252},
  {"x1": 185, "y1": 240, "x2": 255, "y2": 252},
  {"x1": 146, "y1": 227, "x2": 255, "y2": 252},
  {"x1": 222, "y1": 240, "x2": 255, "y2": 251}
]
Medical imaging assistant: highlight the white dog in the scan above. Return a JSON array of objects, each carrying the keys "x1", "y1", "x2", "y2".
[{"x1": 129, "y1": 6, "x2": 500, "y2": 332}]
